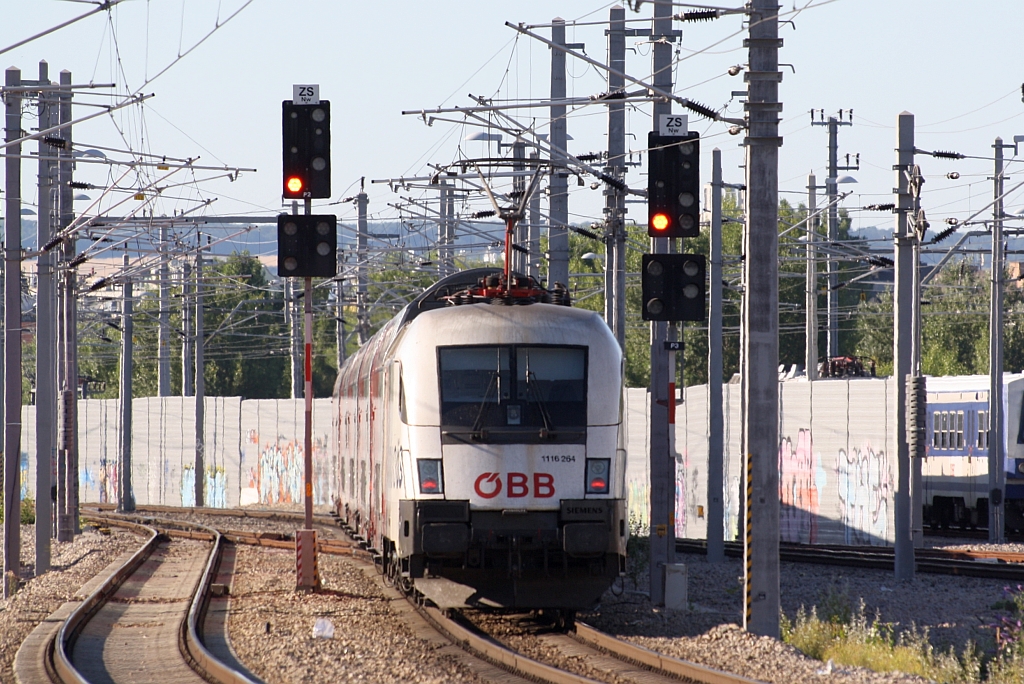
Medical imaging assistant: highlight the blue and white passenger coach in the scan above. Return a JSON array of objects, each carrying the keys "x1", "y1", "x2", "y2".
[{"x1": 335, "y1": 269, "x2": 627, "y2": 609}]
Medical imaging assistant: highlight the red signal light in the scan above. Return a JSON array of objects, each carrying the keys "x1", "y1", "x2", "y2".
[
  {"x1": 589, "y1": 478, "x2": 607, "y2": 492},
  {"x1": 286, "y1": 176, "x2": 304, "y2": 194},
  {"x1": 651, "y1": 212, "x2": 670, "y2": 232},
  {"x1": 421, "y1": 479, "x2": 439, "y2": 492}
]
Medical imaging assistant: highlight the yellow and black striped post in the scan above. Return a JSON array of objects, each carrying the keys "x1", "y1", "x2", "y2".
[{"x1": 744, "y1": 451, "x2": 754, "y2": 627}]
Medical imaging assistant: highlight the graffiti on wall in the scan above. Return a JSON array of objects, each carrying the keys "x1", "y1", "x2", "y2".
[
  {"x1": 180, "y1": 464, "x2": 228, "y2": 508},
  {"x1": 836, "y1": 443, "x2": 892, "y2": 545},
  {"x1": 245, "y1": 433, "x2": 332, "y2": 506},
  {"x1": 778, "y1": 429, "x2": 824, "y2": 543},
  {"x1": 627, "y1": 478, "x2": 650, "y2": 531}
]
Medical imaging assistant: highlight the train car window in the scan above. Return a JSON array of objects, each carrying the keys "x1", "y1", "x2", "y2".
[
  {"x1": 957, "y1": 411, "x2": 964, "y2": 449},
  {"x1": 932, "y1": 412, "x2": 940, "y2": 449},
  {"x1": 438, "y1": 345, "x2": 587, "y2": 443},
  {"x1": 939, "y1": 412, "x2": 947, "y2": 449},
  {"x1": 979, "y1": 410, "x2": 988, "y2": 449}
]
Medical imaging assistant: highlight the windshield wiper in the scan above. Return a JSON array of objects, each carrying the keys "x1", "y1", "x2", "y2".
[
  {"x1": 524, "y1": 369, "x2": 556, "y2": 437},
  {"x1": 469, "y1": 371, "x2": 498, "y2": 439}
]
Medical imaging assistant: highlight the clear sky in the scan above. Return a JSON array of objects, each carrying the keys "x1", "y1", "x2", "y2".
[{"x1": 5, "y1": 0, "x2": 1024, "y2": 260}]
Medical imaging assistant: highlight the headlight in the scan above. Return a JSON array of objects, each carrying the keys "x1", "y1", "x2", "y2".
[
  {"x1": 417, "y1": 459, "x2": 444, "y2": 494},
  {"x1": 585, "y1": 458, "x2": 610, "y2": 494}
]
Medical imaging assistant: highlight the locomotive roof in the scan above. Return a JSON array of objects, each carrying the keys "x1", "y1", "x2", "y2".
[
  {"x1": 398, "y1": 267, "x2": 504, "y2": 327},
  {"x1": 926, "y1": 372, "x2": 1024, "y2": 393}
]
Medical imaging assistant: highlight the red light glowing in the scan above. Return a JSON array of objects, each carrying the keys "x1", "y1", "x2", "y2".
[
  {"x1": 589, "y1": 478, "x2": 607, "y2": 492},
  {"x1": 650, "y1": 213, "x2": 670, "y2": 231},
  {"x1": 286, "y1": 176, "x2": 304, "y2": 193},
  {"x1": 421, "y1": 479, "x2": 439, "y2": 492}
]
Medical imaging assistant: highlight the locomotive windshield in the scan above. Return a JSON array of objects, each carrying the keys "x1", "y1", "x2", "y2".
[{"x1": 438, "y1": 345, "x2": 586, "y2": 443}]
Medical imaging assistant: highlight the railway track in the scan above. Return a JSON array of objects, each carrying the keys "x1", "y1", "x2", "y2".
[
  {"x1": 676, "y1": 539, "x2": 1024, "y2": 580},
  {"x1": 30, "y1": 506, "x2": 766, "y2": 684},
  {"x1": 439, "y1": 607, "x2": 765, "y2": 684},
  {"x1": 37, "y1": 514, "x2": 261, "y2": 684}
]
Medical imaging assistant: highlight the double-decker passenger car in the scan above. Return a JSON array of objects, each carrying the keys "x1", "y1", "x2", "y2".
[
  {"x1": 334, "y1": 269, "x2": 627, "y2": 609},
  {"x1": 924, "y1": 373, "x2": 1024, "y2": 529}
]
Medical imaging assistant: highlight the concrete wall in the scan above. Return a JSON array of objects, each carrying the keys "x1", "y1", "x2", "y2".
[
  {"x1": 18, "y1": 397, "x2": 338, "y2": 509},
  {"x1": 625, "y1": 378, "x2": 897, "y2": 546}
]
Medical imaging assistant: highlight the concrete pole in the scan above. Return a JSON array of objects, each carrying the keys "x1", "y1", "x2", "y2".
[
  {"x1": 528, "y1": 153, "x2": 541, "y2": 280},
  {"x1": 438, "y1": 181, "x2": 451, "y2": 278},
  {"x1": 605, "y1": 5, "x2": 626, "y2": 349},
  {"x1": 194, "y1": 246, "x2": 205, "y2": 507},
  {"x1": 806, "y1": 174, "x2": 819, "y2": 380},
  {"x1": 707, "y1": 148, "x2": 725, "y2": 564},
  {"x1": 648, "y1": 0, "x2": 675, "y2": 607},
  {"x1": 336, "y1": 249, "x2": 346, "y2": 370},
  {"x1": 893, "y1": 112, "x2": 915, "y2": 581},
  {"x1": 990, "y1": 137, "x2": 1007, "y2": 542},
  {"x1": 117, "y1": 254, "x2": 135, "y2": 513},
  {"x1": 826, "y1": 118, "x2": 839, "y2": 359},
  {"x1": 547, "y1": 18, "x2": 569, "y2": 289},
  {"x1": 157, "y1": 222, "x2": 170, "y2": 396},
  {"x1": 512, "y1": 142, "x2": 526, "y2": 276},
  {"x1": 57, "y1": 68, "x2": 76, "y2": 541},
  {"x1": 742, "y1": 0, "x2": 781, "y2": 637},
  {"x1": 357, "y1": 189, "x2": 369, "y2": 344},
  {"x1": 4, "y1": 66, "x2": 24, "y2": 598},
  {"x1": 58, "y1": 73, "x2": 77, "y2": 532},
  {"x1": 35, "y1": 60, "x2": 55, "y2": 574},
  {"x1": 288, "y1": 276, "x2": 302, "y2": 398},
  {"x1": 181, "y1": 261, "x2": 193, "y2": 396}
]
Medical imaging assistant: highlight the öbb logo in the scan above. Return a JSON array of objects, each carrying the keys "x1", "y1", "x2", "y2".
[{"x1": 473, "y1": 472, "x2": 555, "y2": 499}]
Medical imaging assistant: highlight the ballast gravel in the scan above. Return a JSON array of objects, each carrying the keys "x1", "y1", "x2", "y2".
[
  {"x1": 581, "y1": 545, "x2": 1016, "y2": 684},
  {"x1": 226, "y1": 543, "x2": 482, "y2": 684},
  {"x1": 5, "y1": 508, "x2": 1022, "y2": 684},
  {"x1": 0, "y1": 523, "x2": 139, "y2": 683}
]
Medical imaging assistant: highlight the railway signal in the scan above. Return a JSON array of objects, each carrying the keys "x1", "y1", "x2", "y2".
[
  {"x1": 277, "y1": 214, "x2": 337, "y2": 278},
  {"x1": 641, "y1": 253, "x2": 706, "y2": 321},
  {"x1": 282, "y1": 100, "x2": 331, "y2": 199},
  {"x1": 647, "y1": 131, "x2": 700, "y2": 238}
]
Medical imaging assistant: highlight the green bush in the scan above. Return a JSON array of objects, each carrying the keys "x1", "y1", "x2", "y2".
[
  {"x1": 782, "y1": 585, "x2": 982, "y2": 683},
  {"x1": 0, "y1": 493, "x2": 36, "y2": 524}
]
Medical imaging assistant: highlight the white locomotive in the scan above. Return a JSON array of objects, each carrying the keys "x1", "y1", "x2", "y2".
[{"x1": 334, "y1": 268, "x2": 627, "y2": 609}]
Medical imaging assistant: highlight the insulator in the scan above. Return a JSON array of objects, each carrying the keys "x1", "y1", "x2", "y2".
[
  {"x1": 87, "y1": 277, "x2": 108, "y2": 292},
  {"x1": 930, "y1": 225, "x2": 958, "y2": 245},
  {"x1": 932, "y1": 150, "x2": 964, "y2": 159},
  {"x1": 43, "y1": 136, "x2": 66, "y2": 149},
  {"x1": 678, "y1": 9, "x2": 719, "y2": 22},
  {"x1": 864, "y1": 203, "x2": 895, "y2": 212},
  {"x1": 576, "y1": 153, "x2": 602, "y2": 162},
  {"x1": 597, "y1": 172, "x2": 628, "y2": 192},
  {"x1": 68, "y1": 254, "x2": 88, "y2": 268},
  {"x1": 591, "y1": 90, "x2": 627, "y2": 101},
  {"x1": 507, "y1": 190, "x2": 524, "y2": 200},
  {"x1": 906, "y1": 375, "x2": 927, "y2": 458},
  {"x1": 472, "y1": 210, "x2": 496, "y2": 219},
  {"x1": 511, "y1": 243, "x2": 529, "y2": 255},
  {"x1": 684, "y1": 99, "x2": 719, "y2": 121},
  {"x1": 68, "y1": 181, "x2": 94, "y2": 189},
  {"x1": 572, "y1": 227, "x2": 601, "y2": 241}
]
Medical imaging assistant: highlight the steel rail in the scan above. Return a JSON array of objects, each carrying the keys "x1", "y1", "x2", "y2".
[
  {"x1": 53, "y1": 513, "x2": 262, "y2": 684},
  {"x1": 573, "y1": 621, "x2": 765, "y2": 684}
]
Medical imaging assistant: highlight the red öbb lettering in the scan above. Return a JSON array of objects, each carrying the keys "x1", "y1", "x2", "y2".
[
  {"x1": 507, "y1": 472, "x2": 529, "y2": 497},
  {"x1": 474, "y1": 472, "x2": 502, "y2": 498},
  {"x1": 472, "y1": 472, "x2": 557, "y2": 499},
  {"x1": 533, "y1": 473, "x2": 555, "y2": 498}
]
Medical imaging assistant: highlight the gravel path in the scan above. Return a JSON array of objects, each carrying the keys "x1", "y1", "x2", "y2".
[{"x1": 0, "y1": 524, "x2": 140, "y2": 683}]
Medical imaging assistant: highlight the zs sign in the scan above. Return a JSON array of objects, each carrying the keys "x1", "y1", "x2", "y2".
[{"x1": 474, "y1": 472, "x2": 555, "y2": 499}]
